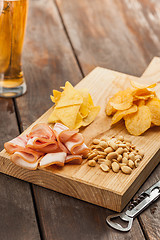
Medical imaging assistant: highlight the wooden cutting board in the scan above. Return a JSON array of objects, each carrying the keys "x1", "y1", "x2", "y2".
[{"x1": 0, "y1": 57, "x2": 160, "y2": 212}]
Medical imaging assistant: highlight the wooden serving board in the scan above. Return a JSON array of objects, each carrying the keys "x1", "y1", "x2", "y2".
[{"x1": 1, "y1": 57, "x2": 160, "y2": 212}]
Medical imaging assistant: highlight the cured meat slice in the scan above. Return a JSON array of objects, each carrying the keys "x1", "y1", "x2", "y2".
[
  {"x1": 11, "y1": 153, "x2": 40, "y2": 170},
  {"x1": 71, "y1": 143, "x2": 89, "y2": 156},
  {"x1": 53, "y1": 122, "x2": 69, "y2": 135},
  {"x1": 64, "y1": 133, "x2": 84, "y2": 153},
  {"x1": 39, "y1": 152, "x2": 67, "y2": 168},
  {"x1": 4, "y1": 135, "x2": 28, "y2": 154},
  {"x1": 27, "y1": 137, "x2": 58, "y2": 153},
  {"x1": 54, "y1": 123, "x2": 79, "y2": 142},
  {"x1": 65, "y1": 155, "x2": 83, "y2": 164},
  {"x1": 11, "y1": 149, "x2": 43, "y2": 163},
  {"x1": 27, "y1": 123, "x2": 55, "y2": 140}
]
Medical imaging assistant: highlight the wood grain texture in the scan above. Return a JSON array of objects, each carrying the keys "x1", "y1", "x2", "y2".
[
  {"x1": 0, "y1": 99, "x2": 40, "y2": 240},
  {"x1": 1, "y1": 59, "x2": 160, "y2": 212},
  {"x1": 136, "y1": 57, "x2": 160, "y2": 240},
  {"x1": 33, "y1": 185, "x2": 144, "y2": 240},
  {"x1": 55, "y1": 0, "x2": 160, "y2": 76},
  {"x1": 18, "y1": 0, "x2": 82, "y2": 130}
]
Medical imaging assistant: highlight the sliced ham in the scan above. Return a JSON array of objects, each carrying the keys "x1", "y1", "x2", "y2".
[
  {"x1": 4, "y1": 122, "x2": 89, "y2": 170},
  {"x1": 4, "y1": 135, "x2": 28, "y2": 154},
  {"x1": 39, "y1": 152, "x2": 67, "y2": 168},
  {"x1": 27, "y1": 137, "x2": 58, "y2": 153},
  {"x1": 65, "y1": 155, "x2": 83, "y2": 164},
  {"x1": 71, "y1": 143, "x2": 89, "y2": 156},
  {"x1": 27, "y1": 123, "x2": 55, "y2": 140},
  {"x1": 54, "y1": 123, "x2": 79, "y2": 142},
  {"x1": 11, "y1": 149, "x2": 43, "y2": 163},
  {"x1": 11, "y1": 153, "x2": 40, "y2": 170},
  {"x1": 53, "y1": 122, "x2": 69, "y2": 135}
]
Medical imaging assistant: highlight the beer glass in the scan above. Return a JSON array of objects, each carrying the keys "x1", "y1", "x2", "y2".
[{"x1": 0, "y1": 0, "x2": 28, "y2": 97}]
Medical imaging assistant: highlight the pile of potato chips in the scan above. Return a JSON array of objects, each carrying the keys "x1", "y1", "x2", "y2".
[
  {"x1": 105, "y1": 80, "x2": 160, "y2": 135},
  {"x1": 48, "y1": 81, "x2": 100, "y2": 129}
]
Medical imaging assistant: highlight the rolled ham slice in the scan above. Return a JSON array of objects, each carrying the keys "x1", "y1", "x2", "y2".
[
  {"x1": 39, "y1": 152, "x2": 67, "y2": 168},
  {"x1": 27, "y1": 137, "x2": 58, "y2": 153},
  {"x1": 53, "y1": 123, "x2": 79, "y2": 142},
  {"x1": 65, "y1": 155, "x2": 83, "y2": 164},
  {"x1": 11, "y1": 149, "x2": 43, "y2": 163},
  {"x1": 11, "y1": 152, "x2": 40, "y2": 170},
  {"x1": 4, "y1": 135, "x2": 28, "y2": 154},
  {"x1": 27, "y1": 123, "x2": 55, "y2": 140},
  {"x1": 4, "y1": 122, "x2": 89, "y2": 170}
]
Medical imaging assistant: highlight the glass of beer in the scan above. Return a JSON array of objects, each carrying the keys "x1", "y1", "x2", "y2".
[{"x1": 0, "y1": 0, "x2": 28, "y2": 98}]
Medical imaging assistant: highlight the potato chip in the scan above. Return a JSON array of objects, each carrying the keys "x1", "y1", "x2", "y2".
[
  {"x1": 146, "y1": 98, "x2": 160, "y2": 126},
  {"x1": 130, "y1": 80, "x2": 156, "y2": 89},
  {"x1": 134, "y1": 99, "x2": 145, "y2": 106},
  {"x1": 132, "y1": 88, "x2": 155, "y2": 100},
  {"x1": 105, "y1": 99, "x2": 117, "y2": 116},
  {"x1": 110, "y1": 88, "x2": 133, "y2": 110},
  {"x1": 56, "y1": 81, "x2": 83, "y2": 108},
  {"x1": 82, "y1": 106, "x2": 101, "y2": 126},
  {"x1": 124, "y1": 105, "x2": 151, "y2": 136},
  {"x1": 111, "y1": 104, "x2": 137, "y2": 125},
  {"x1": 88, "y1": 93, "x2": 94, "y2": 106}
]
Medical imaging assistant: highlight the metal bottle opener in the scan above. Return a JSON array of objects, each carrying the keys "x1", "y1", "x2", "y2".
[{"x1": 106, "y1": 180, "x2": 160, "y2": 232}]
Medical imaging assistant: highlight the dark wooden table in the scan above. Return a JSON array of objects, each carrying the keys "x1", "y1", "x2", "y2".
[{"x1": 0, "y1": 0, "x2": 160, "y2": 239}]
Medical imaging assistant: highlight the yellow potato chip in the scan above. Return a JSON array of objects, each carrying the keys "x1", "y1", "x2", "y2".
[
  {"x1": 132, "y1": 88, "x2": 155, "y2": 100},
  {"x1": 130, "y1": 80, "x2": 156, "y2": 89},
  {"x1": 82, "y1": 106, "x2": 100, "y2": 126},
  {"x1": 56, "y1": 81, "x2": 83, "y2": 108},
  {"x1": 110, "y1": 88, "x2": 133, "y2": 110},
  {"x1": 55, "y1": 105, "x2": 80, "y2": 129},
  {"x1": 134, "y1": 99, "x2": 145, "y2": 106},
  {"x1": 124, "y1": 105, "x2": 151, "y2": 136},
  {"x1": 105, "y1": 99, "x2": 117, "y2": 116},
  {"x1": 88, "y1": 93, "x2": 94, "y2": 106},
  {"x1": 146, "y1": 98, "x2": 160, "y2": 126},
  {"x1": 111, "y1": 104, "x2": 137, "y2": 125}
]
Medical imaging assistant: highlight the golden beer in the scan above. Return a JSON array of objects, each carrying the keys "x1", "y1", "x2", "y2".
[{"x1": 0, "y1": 0, "x2": 28, "y2": 97}]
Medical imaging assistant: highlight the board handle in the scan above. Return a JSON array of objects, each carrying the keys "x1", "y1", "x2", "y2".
[{"x1": 141, "y1": 57, "x2": 160, "y2": 81}]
